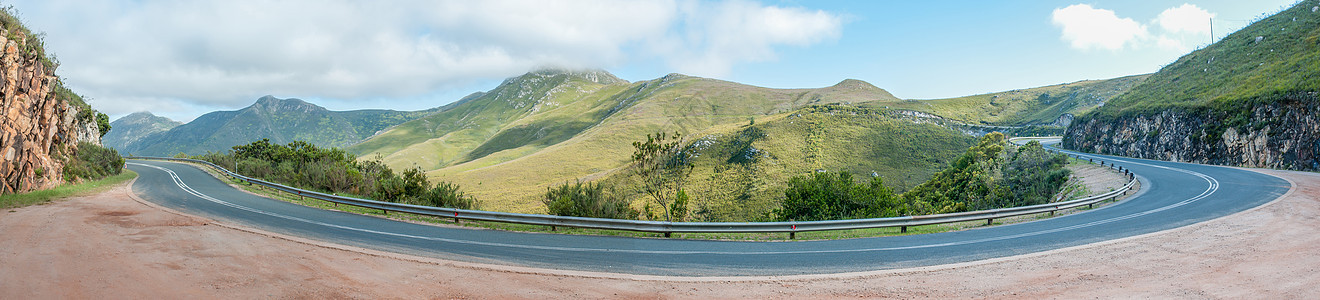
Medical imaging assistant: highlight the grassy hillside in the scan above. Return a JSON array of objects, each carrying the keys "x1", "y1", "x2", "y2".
[
  {"x1": 103, "y1": 112, "x2": 182, "y2": 152},
  {"x1": 634, "y1": 105, "x2": 977, "y2": 221},
  {"x1": 356, "y1": 70, "x2": 904, "y2": 213},
  {"x1": 1088, "y1": 2, "x2": 1320, "y2": 119},
  {"x1": 347, "y1": 69, "x2": 630, "y2": 170},
  {"x1": 878, "y1": 74, "x2": 1149, "y2": 126},
  {"x1": 122, "y1": 96, "x2": 436, "y2": 156}
]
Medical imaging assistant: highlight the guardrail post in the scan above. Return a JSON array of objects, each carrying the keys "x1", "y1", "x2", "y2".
[
  {"x1": 986, "y1": 219, "x2": 993, "y2": 226},
  {"x1": 900, "y1": 226, "x2": 907, "y2": 233}
]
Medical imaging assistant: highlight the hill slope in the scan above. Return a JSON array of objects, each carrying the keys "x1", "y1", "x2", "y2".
[
  {"x1": 878, "y1": 74, "x2": 1149, "y2": 127},
  {"x1": 121, "y1": 96, "x2": 436, "y2": 156},
  {"x1": 621, "y1": 105, "x2": 977, "y2": 221},
  {"x1": 352, "y1": 70, "x2": 904, "y2": 213},
  {"x1": 103, "y1": 112, "x2": 181, "y2": 152},
  {"x1": 1065, "y1": 2, "x2": 1320, "y2": 170}
]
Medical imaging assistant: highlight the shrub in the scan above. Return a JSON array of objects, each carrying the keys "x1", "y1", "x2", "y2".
[
  {"x1": 543, "y1": 180, "x2": 636, "y2": 219},
  {"x1": 199, "y1": 139, "x2": 479, "y2": 209},
  {"x1": 411, "y1": 181, "x2": 478, "y2": 209},
  {"x1": 773, "y1": 171, "x2": 899, "y2": 221},
  {"x1": 62, "y1": 142, "x2": 124, "y2": 181},
  {"x1": 901, "y1": 133, "x2": 1072, "y2": 214}
]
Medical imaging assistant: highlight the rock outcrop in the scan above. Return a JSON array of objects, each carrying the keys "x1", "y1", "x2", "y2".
[
  {"x1": 1063, "y1": 92, "x2": 1320, "y2": 171},
  {"x1": 0, "y1": 29, "x2": 101, "y2": 194}
]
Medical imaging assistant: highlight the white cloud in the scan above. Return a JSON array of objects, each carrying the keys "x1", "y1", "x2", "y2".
[
  {"x1": 1052, "y1": 3, "x2": 1218, "y2": 53},
  {"x1": 9, "y1": 0, "x2": 842, "y2": 119},
  {"x1": 1151, "y1": 3, "x2": 1216, "y2": 51},
  {"x1": 660, "y1": 0, "x2": 842, "y2": 77},
  {"x1": 1156, "y1": 4, "x2": 1215, "y2": 35},
  {"x1": 1051, "y1": 4, "x2": 1148, "y2": 51},
  {"x1": 1155, "y1": 35, "x2": 1189, "y2": 53}
]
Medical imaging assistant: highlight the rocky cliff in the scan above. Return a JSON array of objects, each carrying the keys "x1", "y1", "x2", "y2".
[
  {"x1": 0, "y1": 29, "x2": 102, "y2": 194},
  {"x1": 1064, "y1": 92, "x2": 1320, "y2": 171}
]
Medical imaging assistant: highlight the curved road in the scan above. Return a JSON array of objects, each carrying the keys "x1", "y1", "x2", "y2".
[{"x1": 126, "y1": 149, "x2": 1289, "y2": 276}]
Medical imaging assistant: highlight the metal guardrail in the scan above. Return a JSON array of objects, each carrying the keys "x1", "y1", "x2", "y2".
[{"x1": 126, "y1": 153, "x2": 1137, "y2": 239}]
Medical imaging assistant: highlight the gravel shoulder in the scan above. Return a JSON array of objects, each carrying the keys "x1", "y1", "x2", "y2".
[{"x1": 1, "y1": 168, "x2": 1315, "y2": 298}]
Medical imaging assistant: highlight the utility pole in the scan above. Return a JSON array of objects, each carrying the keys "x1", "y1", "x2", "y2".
[{"x1": 1209, "y1": 17, "x2": 1214, "y2": 44}]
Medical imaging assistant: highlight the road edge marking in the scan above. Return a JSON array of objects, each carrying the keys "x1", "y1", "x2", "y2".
[{"x1": 120, "y1": 160, "x2": 1298, "y2": 282}]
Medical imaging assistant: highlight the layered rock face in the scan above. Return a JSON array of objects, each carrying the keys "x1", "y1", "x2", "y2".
[
  {"x1": 1064, "y1": 93, "x2": 1320, "y2": 171},
  {"x1": 0, "y1": 30, "x2": 100, "y2": 194}
]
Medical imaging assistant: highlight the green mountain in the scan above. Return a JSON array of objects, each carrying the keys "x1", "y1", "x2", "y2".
[
  {"x1": 121, "y1": 96, "x2": 437, "y2": 156},
  {"x1": 1065, "y1": 2, "x2": 1320, "y2": 171},
  {"x1": 877, "y1": 74, "x2": 1149, "y2": 126},
  {"x1": 103, "y1": 112, "x2": 182, "y2": 152},
  {"x1": 349, "y1": 69, "x2": 909, "y2": 213},
  {"x1": 1087, "y1": 2, "x2": 1320, "y2": 119}
]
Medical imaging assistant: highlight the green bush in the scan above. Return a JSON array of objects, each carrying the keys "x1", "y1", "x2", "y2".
[
  {"x1": 670, "y1": 189, "x2": 688, "y2": 221},
  {"x1": 95, "y1": 112, "x2": 110, "y2": 138},
  {"x1": 543, "y1": 180, "x2": 636, "y2": 219},
  {"x1": 773, "y1": 171, "x2": 899, "y2": 221},
  {"x1": 900, "y1": 133, "x2": 1071, "y2": 214},
  {"x1": 200, "y1": 139, "x2": 478, "y2": 209},
  {"x1": 62, "y1": 142, "x2": 124, "y2": 181},
  {"x1": 410, "y1": 181, "x2": 478, "y2": 210}
]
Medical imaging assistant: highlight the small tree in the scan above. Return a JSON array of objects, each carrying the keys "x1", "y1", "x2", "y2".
[{"x1": 629, "y1": 131, "x2": 694, "y2": 222}]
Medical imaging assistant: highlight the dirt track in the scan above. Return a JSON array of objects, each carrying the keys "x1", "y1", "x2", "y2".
[{"x1": 2, "y1": 169, "x2": 1318, "y2": 299}]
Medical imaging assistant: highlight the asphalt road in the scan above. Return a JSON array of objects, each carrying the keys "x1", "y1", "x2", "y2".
[{"x1": 127, "y1": 149, "x2": 1289, "y2": 276}]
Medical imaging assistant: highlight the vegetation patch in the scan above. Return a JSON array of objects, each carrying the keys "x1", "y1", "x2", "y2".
[
  {"x1": 0, "y1": 170, "x2": 136, "y2": 210},
  {"x1": 196, "y1": 139, "x2": 477, "y2": 210},
  {"x1": 62, "y1": 142, "x2": 125, "y2": 182}
]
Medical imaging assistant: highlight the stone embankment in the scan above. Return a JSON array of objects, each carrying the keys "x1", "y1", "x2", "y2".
[
  {"x1": 1064, "y1": 93, "x2": 1320, "y2": 171},
  {"x1": 0, "y1": 29, "x2": 100, "y2": 194}
]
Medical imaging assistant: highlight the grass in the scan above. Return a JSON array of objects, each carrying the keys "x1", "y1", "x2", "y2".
[
  {"x1": 1087, "y1": 2, "x2": 1320, "y2": 120},
  {"x1": 174, "y1": 149, "x2": 1131, "y2": 241},
  {"x1": 610, "y1": 105, "x2": 978, "y2": 222},
  {"x1": 874, "y1": 74, "x2": 1149, "y2": 126},
  {"x1": 0, "y1": 170, "x2": 138, "y2": 210},
  {"x1": 349, "y1": 70, "x2": 903, "y2": 214}
]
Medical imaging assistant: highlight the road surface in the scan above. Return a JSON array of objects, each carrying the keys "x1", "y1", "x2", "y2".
[{"x1": 126, "y1": 149, "x2": 1288, "y2": 276}]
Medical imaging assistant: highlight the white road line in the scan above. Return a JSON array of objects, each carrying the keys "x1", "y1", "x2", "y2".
[{"x1": 128, "y1": 159, "x2": 1218, "y2": 256}]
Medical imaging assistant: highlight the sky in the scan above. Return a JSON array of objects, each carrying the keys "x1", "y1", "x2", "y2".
[{"x1": 7, "y1": 0, "x2": 1301, "y2": 122}]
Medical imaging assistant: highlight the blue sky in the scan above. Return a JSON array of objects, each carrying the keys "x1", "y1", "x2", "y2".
[
  {"x1": 614, "y1": 0, "x2": 1296, "y2": 99},
  {"x1": 9, "y1": 0, "x2": 1300, "y2": 122}
]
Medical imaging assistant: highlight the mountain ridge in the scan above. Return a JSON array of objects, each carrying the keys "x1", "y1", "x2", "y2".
[
  {"x1": 103, "y1": 111, "x2": 182, "y2": 152},
  {"x1": 114, "y1": 96, "x2": 439, "y2": 156}
]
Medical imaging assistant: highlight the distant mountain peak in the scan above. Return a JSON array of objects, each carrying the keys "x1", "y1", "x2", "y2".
[
  {"x1": 122, "y1": 111, "x2": 161, "y2": 120},
  {"x1": 515, "y1": 68, "x2": 626, "y2": 85},
  {"x1": 115, "y1": 111, "x2": 179, "y2": 125},
  {"x1": 832, "y1": 79, "x2": 875, "y2": 89},
  {"x1": 249, "y1": 95, "x2": 324, "y2": 113}
]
